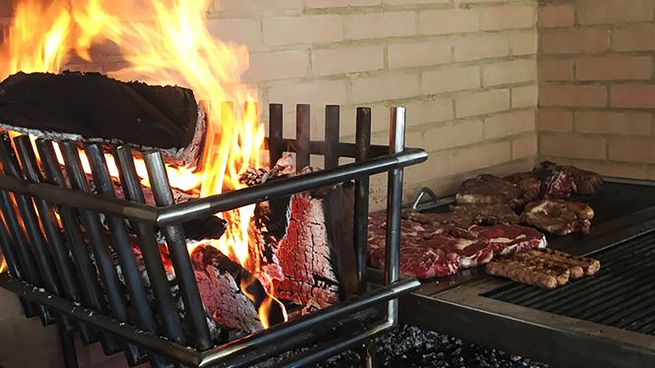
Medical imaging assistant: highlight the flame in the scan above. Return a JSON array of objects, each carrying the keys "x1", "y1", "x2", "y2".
[
  {"x1": 0, "y1": 256, "x2": 6, "y2": 274},
  {"x1": 1, "y1": 0, "x2": 284, "y2": 328}
]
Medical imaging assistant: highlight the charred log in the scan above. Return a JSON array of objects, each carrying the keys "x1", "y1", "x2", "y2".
[
  {"x1": 258, "y1": 180, "x2": 357, "y2": 309},
  {"x1": 0, "y1": 71, "x2": 205, "y2": 164}
]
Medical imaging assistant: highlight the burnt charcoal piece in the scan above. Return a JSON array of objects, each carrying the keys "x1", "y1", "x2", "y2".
[
  {"x1": 259, "y1": 182, "x2": 357, "y2": 309},
  {"x1": 456, "y1": 174, "x2": 525, "y2": 209},
  {"x1": 521, "y1": 199, "x2": 594, "y2": 236},
  {"x1": 0, "y1": 71, "x2": 204, "y2": 164},
  {"x1": 182, "y1": 216, "x2": 227, "y2": 241}
]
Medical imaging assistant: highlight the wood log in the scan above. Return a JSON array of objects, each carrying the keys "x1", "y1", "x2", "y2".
[
  {"x1": 0, "y1": 71, "x2": 205, "y2": 165},
  {"x1": 257, "y1": 178, "x2": 358, "y2": 309}
]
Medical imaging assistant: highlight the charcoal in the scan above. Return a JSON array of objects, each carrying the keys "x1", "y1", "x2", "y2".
[{"x1": 0, "y1": 71, "x2": 205, "y2": 164}]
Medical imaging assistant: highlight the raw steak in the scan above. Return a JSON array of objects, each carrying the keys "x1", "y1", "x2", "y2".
[
  {"x1": 456, "y1": 175, "x2": 524, "y2": 209},
  {"x1": 540, "y1": 161, "x2": 603, "y2": 195},
  {"x1": 521, "y1": 199, "x2": 594, "y2": 236},
  {"x1": 367, "y1": 213, "x2": 547, "y2": 279}
]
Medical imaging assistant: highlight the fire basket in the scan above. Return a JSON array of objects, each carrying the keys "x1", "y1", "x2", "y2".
[{"x1": 0, "y1": 103, "x2": 427, "y2": 367}]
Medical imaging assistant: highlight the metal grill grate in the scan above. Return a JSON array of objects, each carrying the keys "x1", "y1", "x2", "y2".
[{"x1": 484, "y1": 231, "x2": 655, "y2": 334}]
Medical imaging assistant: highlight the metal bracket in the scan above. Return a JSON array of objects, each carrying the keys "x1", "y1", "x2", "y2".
[{"x1": 410, "y1": 187, "x2": 439, "y2": 210}]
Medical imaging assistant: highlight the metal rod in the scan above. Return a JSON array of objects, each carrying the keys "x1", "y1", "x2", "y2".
[
  {"x1": 0, "y1": 149, "x2": 426, "y2": 225},
  {"x1": 198, "y1": 278, "x2": 420, "y2": 367},
  {"x1": 269, "y1": 103, "x2": 284, "y2": 165},
  {"x1": 142, "y1": 150, "x2": 212, "y2": 351},
  {"x1": 59, "y1": 140, "x2": 141, "y2": 363},
  {"x1": 0, "y1": 133, "x2": 61, "y2": 297},
  {"x1": 13, "y1": 136, "x2": 94, "y2": 340},
  {"x1": 354, "y1": 107, "x2": 371, "y2": 294},
  {"x1": 296, "y1": 104, "x2": 311, "y2": 171},
  {"x1": 35, "y1": 139, "x2": 109, "y2": 327},
  {"x1": 156, "y1": 149, "x2": 427, "y2": 225},
  {"x1": 85, "y1": 143, "x2": 162, "y2": 366},
  {"x1": 114, "y1": 145, "x2": 184, "y2": 346},
  {"x1": 384, "y1": 106, "x2": 406, "y2": 328},
  {"x1": 324, "y1": 105, "x2": 340, "y2": 169}
]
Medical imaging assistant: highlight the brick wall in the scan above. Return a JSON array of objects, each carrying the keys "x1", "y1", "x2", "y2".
[
  {"x1": 537, "y1": 0, "x2": 655, "y2": 178},
  {"x1": 0, "y1": 0, "x2": 538, "y2": 367},
  {"x1": 210, "y1": 0, "x2": 539, "y2": 206}
]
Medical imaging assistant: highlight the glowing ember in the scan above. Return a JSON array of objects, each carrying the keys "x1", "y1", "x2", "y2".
[
  {"x1": 0, "y1": 0, "x2": 284, "y2": 328},
  {"x1": 0, "y1": 256, "x2": 6, "y2": 273}
]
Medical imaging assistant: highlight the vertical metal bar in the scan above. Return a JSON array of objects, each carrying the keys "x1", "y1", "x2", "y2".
[
  {"x1": 14, "y1": 136, "x2": 94, "y2": 340},
  {"x1": 14, "y1": 136, "x2": 80, "y2": 303},
  {"x1": 355, "y1": 107, "x2": 373, "y2": 368},
  {"x1": 59, "y1": 140, "x2": 141, "y2": 363},
  {"x1": 114, "y1": 146, "x2": 184, "y2": 346},
  {"x1": 354, "y1": 107, "x2": 371, "y2": 293},
  {"x1": 385, "y1": 106, "x2": 406, "y2": 327},
  {"x1": 324, "y1": 105, "x2": 340, "y2": 169},
  {"x1": 36, "y1": 139, "x2": 116, "y2": 351},
  {"x1": 143, "y1": 150, "x2": 212, "y2": 351},
  {"x1": 85, "y1": 143, "x2": 165, "y2": 367},
  {"x1": 269, "y1": 104, "x2": 284, "y2": 165},
  {"x1": 296, "y1": 104, "x2": 311, "y2": 171},
  {"x1": 0, "y1": 133, "x2": 61, "y2": 297}
]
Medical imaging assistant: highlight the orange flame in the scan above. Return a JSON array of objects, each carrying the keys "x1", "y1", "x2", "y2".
[
  {"x1": 1, "y1": 0, "x2": 284, "y2": 328},
  {"x1": 0, "y1": 256, "x2": 6, "y2": 274}
]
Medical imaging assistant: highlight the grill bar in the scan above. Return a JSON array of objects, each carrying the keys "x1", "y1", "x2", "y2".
[{"x1": 485, "y1": 231, "x2": 655, "y2": 337}]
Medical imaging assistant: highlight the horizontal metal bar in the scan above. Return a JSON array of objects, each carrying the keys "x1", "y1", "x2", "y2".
[
  {"x1": 0, "y1": 175, "x2": 159, "y2": 222},
  {"x1": 0, "y1": 273, "x2": 419, "y2": 367},
  {"x1": 0, "y1": 148, "x2": 426, "y2": 226},
  {"x1": 157, "y1": 148, "x2": 427, "y2": 225},
  {"x1": 198, "y1": 278, "x2": 421, "y2": 367},
  {"x1": 0, "y1": 273, "x2": 201, "y2": 366}
]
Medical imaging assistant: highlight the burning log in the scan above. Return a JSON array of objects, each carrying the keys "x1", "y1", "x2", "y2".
[
  {"x1": 0, "y1": 71, "x2": 205, "y2": 165},
  {"x1": 127, "y1": 237, "x2": 285, "y2": 340},
  {"x1": 251, "y1": 162, "x2": 358, "y2": 310}
]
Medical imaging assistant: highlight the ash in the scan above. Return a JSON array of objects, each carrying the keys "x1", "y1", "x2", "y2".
[{"x1": 319, "y1": 325, "x2": 548, "y2": 368}]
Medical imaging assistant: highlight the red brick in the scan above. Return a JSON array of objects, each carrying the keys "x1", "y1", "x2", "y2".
[
  {"x1": 576, "y1": 0, "x2": 655, "y2": 25},
  {"x1": 538, "y1": 109, "x2": 573, "y2": 132},
  {"x1": 609, "y1": 137, "x2": 655, "y2": 163},
  {"x1": 538, "y1": 4, "x2": 575, "y2": 28},
  {"x1": 540, "y1": 135, "x2": 606, "y2": 160},
  {"x1": 539, "y1": 85, "x2": 608, "y2": 107},
  {"x1": 612, "y1": 24, "x2": 655, "y2": 51},
  {"x1": 575, "y1": 111, "x2": 652, "y2": 136},
  {"x1": 538, "y1": 59, "x2": 574, "y2": 81},
  {"x1": 610, "y1": 84, "x2": 655, "y2": 108},
  {"x1": 575, "y1": 56, "x2": 652, "y2": 81},
  {"x1": 541, "y1": 29, "x2": 610, "y2": 54}
]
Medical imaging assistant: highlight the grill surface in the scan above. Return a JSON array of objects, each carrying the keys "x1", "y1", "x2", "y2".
[{"x1": 484, "y1": 230, "x2": 655, "y2": 334}]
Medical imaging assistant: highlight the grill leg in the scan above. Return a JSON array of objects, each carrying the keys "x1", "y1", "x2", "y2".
[
  {"x1": 57, "y1": 322, "x2": 78, "y2": 368},
  {"x1": 359, "y1": 342, "x2": 376, "y2": 368}
]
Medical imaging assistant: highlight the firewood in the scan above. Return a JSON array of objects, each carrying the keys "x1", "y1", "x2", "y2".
[{"x1": 0, "y1": 71, "x2": 205, "y2": 165}]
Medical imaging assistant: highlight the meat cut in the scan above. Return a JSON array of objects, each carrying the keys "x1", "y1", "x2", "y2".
[
  {"x1": 456, "y1": 175, "x2": 525, "y2": 209},
  {"x1": 367, "y1": 212, "x2": 546, "y2": 279},
  {"x1": 486, "y1": 248, "x2": 600, "y2": 289},
  {"x1": 521, "y1": 199, "x2": 594, "y2": 236}
]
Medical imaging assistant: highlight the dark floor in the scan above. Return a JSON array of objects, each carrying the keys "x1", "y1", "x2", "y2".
[{"x1": 319, "y1": 325, "x2": 548, "y2": 368}]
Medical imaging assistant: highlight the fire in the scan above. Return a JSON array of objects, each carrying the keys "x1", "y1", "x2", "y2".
[
  {"x1": 0, "y1": 256, "x2": 6, "y2": 274},
  {"x1": 0, "y1": 0, "x2": 284, "y2": 328}
]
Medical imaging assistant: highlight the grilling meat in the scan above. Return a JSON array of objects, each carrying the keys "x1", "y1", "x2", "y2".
[
  {"x1": 451, "y1": 204, "x2": 520, "y2": 226},
  {"x1": 486, "y1": 248, "x2": 600, "y2": 289},
  {"x1": 368, "y1": 212, "x2": 546, "y2": 279},
  {"x1": 521, "y1": 199, "x2": 594, "y2": 236},
  {"x1": 505, "y1": 162, "x2": 603, "y2": 202},
  {"x1": 543, "y1": 162, "x2": 604, "y2": 195},
  {"x1": 456, "y1": 174, "x2": 525, "y2": 209}
]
